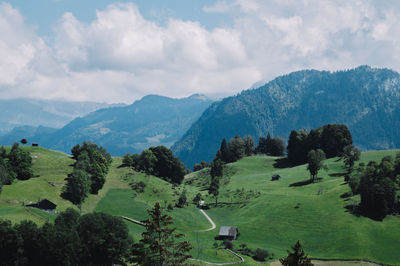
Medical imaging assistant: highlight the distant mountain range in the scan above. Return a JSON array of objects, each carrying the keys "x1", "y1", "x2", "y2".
[
  {"x1": 0, "y1": 98, "x2": 117, "y2": 135},
  {"x1": 172, "y1": 66, "x2": 400, "y2": 168},
  {"x1": 0, "y1": 94, "x2": 213, "y2": 155}
]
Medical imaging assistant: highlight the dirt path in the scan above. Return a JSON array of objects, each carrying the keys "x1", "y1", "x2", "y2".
[
  {"x1": 189, "y1": 249, "x2": 244, "y2": 265},
  {"x1": 197, "y1": 209, "x2": 216, "y2": 232}
]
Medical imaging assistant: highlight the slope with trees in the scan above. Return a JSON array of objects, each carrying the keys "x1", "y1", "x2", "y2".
[
  {"x1": 173, "y1": 66, "x2": 400, "y2": 168},
  {"x1": 5, "y1": 94, "x2": 213, "y2": 156},
  {"x1": 62, "y1": 142, "x2": 112, "y2": 205}
]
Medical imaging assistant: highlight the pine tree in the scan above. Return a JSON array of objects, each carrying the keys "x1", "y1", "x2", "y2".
[
  {"x1": 131, "y1": 203, "x2": 192, "y2": 265},
  {"x1": 279, "y1": 240, "x2": 313, "y2": 266}
]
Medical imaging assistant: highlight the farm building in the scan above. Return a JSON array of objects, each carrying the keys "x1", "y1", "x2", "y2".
[
  {"x1": 271, "y1": 174, "x2": 281, "y2": 181},
  {"x1": 26, "y1": 199, "x2": 56, "y2": 211},
  {"x1": 217, "y1": 226, "x2": 239, "y2": 240}
]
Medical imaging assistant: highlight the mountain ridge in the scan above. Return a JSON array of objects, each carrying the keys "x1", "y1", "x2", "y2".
[
  {"x1": 0, "y1": 94, "x2": 213, "y2": 156},
  {"x1": 172, "y1": 66, "x2": 400, "y2": 167}
]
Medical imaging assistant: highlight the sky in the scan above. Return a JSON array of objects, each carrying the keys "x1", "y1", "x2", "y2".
[{"x1": 1, "y1": 0, "x2": 400, "y2": 103}]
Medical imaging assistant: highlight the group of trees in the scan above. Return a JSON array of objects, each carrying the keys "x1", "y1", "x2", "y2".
[
  {"x1": 0, "y1": 202, "x2": 193, "y2": 266},
  {"x1": 0, "y1": 209, "x2": 132, "y2": 266},
  {"x1": 215, "y1": 136, "x2": 255, "y2": 164},
  {"x1": 256, "y1": 133, "x2": 285, "y2": 156},
  {"x1": 62, "y1": 142, "x2": 112, "y2": 205},
  {"x1": 287, "y1": 124, "x2": 353, "y2": 165},
  {"x1": 349, "y1": 154, "x2": 399, "y2": 220},
  {"x1": 122, "y1": 146, "x2": 186, "y2": 184},
  {"x1": 0, "y1": 143, "x2": 33, "y2": 192}
]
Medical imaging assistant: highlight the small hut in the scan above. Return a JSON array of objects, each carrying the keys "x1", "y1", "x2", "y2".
[
  {"x1": 217, "y1": 226, "x2": 238, "y2": 240},
  {"x1": 26, "y1": 199, "x2": 56, "y2": 211},
  {"x1": 271, "y1": 174, "x2": 281, "y2": 181}
]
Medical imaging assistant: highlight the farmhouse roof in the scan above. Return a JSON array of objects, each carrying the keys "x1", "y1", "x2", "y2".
[
  {"x1": 219, "y1": 226, "x2": 237, "y2": 237},
  {"x1": 26, "y1": 198, "x2": 56, "y2": 210}
]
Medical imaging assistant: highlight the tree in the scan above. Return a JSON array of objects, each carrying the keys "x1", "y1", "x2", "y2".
[
  {"x1": 61, "y1": 169, "x2": 90, "y2": 205},
  {"x1": 15, "y1": 220, "x2": 41, "y2": 265},
  {"x1": 20, "y1": 138, "x2": 27, "y2": 145},
  {"x1": 253, "y1": 248, "x2": 269, "y2": 261},
  {"x1": 341, "y1": 145, "x2": 361, "y2": 174},
  {"x1": 257, "y1": 137, "x2": 268, "y2": 154},
  {"x1": 0, "y1": 158, "x2": 16, "y2": 185},
  {"x1": 131, "y1": 202, "x2": 192, "y2": 265},
  {"x1": 78, "y1": 213, "x2": 133, "y2": 265},
  {"x1": 320, "y1": 124, "x2": 352, "y2": 158},
  {"x1": 244, "y1": 136, "x2": 255, "y2": 156},
  {"x1": 228, "y1": 136, "x2": 246, "y2": 162},
  {"x1": 122, "y1": 152, "x2": 133, "y2": 166},
  {"x1": 0, "y1": 220, "x2": 22, "y2": 266},
  {"x1": 209, "y1": 175, "x2": 220, "y2": 207},
  {"x1": 210, "y1": 158, "x2": 223, "y2": 178},
  {"x1": 358, "y1": 160, "x2": 396, "y2": 220},
  {"x1": 217, "y1": 138, "x2": 231, "y2": 163},
  {"x1": 307, "y1": 149, "x2": 326, "y2": 182},
  {"x1": 8, "y1": 142, "x2": 33, "y2": 180},
  {"x1": 176, "y1": 189, "x2": 187, "y2": 208},
  {"x1": 269, "y1": 137, "x2": 285, "y2": 156},
  {"x1": 287, "y1": 130, "x2": 309, "y2": 165},
  {"x1": 279, "y1": 241, "x2": 313, "y2": 266},
  {"x1": 192, "y1": 193, "x2": 202, "y2": 205},
  {"x1": 149, "y1": 146, "x2": 186, "y2": 184}
]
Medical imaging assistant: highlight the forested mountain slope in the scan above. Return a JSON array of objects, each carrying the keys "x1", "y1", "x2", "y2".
[
  {"x1": 7, "y1": 94, "x2": 213, "y2": 155},
  {"x1": 172, "y1": 66, "x2": 400, "y2": 167}
]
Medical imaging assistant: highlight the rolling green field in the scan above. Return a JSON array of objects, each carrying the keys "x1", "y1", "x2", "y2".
[{"x1": 1, "y1": 146, "x2": 400, "y2": 265}]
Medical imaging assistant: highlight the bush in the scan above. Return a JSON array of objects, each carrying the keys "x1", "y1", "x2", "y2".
[
  {"x1": 222, "y1": 239, "x2": 233, "y2": 249},
  {"x1": 131, "y1": 181, "x2": 146, "y2": 193},
  {"x1": 253, "y1": 248, "x2": 269, "y2": 261},
  {"x1": 176, "y1": 190, "x2": 187, "y2": 208}
]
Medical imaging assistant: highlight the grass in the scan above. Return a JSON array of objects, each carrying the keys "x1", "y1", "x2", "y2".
[{"x1": 1, "y1": 146, "x2": 400, "y2": 265}]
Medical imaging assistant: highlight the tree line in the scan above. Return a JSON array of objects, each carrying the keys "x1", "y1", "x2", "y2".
[
  {"x1": 348, "y1": 154, "x2": 400, "y2": 220},
  {"x1": 122, "y1": 146, "x2": 186, "y2": 184},
  {"x1": 0, "y1": 143, "x2": 33, "y2": 194},
  {"x1": 62, "y1": 142, "x2": 112, "y2": 206},
  {"x1": 0, "y1": 203, "x2": 192, "y2": 266},
  {"x1": 0, "y1": 209, "x2": 132, "y2": 266},
  {"x1": 287, "y1": 124, "x2": 353, "y2": 165}
]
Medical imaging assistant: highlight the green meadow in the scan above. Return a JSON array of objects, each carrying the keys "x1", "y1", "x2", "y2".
[{"x1": 1, "y1": 146, "x2": 400, "y2": 265}]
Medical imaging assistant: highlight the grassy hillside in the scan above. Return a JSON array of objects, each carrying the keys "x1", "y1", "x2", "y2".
[{"x1": 1, "y1": 146, "x2": 400, "y2": 265}]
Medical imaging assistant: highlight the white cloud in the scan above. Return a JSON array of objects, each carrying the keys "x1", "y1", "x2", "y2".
[{"x1": 1, "y1": 1, "x2": 400, "y2": 103}]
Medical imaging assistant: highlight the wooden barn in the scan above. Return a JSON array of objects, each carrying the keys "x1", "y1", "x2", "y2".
[
  {"x1": 217, "y1": 226, "x2": 239, "y2": 240},
  {"x1": 26, "y1": 199, "x2": 56, "y2": 211},
  {"x1": 271, "y1": 174, "x2": 281, "y2": 181}
]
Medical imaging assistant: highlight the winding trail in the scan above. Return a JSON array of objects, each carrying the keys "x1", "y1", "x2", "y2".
[
  {"x1": 122, "y1": 210, "x2": 244, "y2": 265},
  {"x1": 189, "y1": 249, "x2": 244, "y2": 265},
  {"x1": 191, "y1": 209, "x2": 244, "y2": 265},
  {"x1": 197, "y1": 209, "x2": 216, "y2": 232}
]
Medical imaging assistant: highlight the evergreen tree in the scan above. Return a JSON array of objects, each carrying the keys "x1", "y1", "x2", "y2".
[
  {"x1": 244, "y1": 135, "x2": 255, "y2": 156},
  {"x1": 279, "y1": 241, "x2": 313, "y2": 266},
  {"x1": 210, "y1": 158, "x2": 223, "y2": 178},
  {"x1": 131, "y1": 202, "x2": 192, "y2": 265},
  {"x1": 208, "y1": 175, "x2": 220, "y2": 207},
  {"x1": 217, "y1": 138, "x2": 231, "y2": 163}
]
